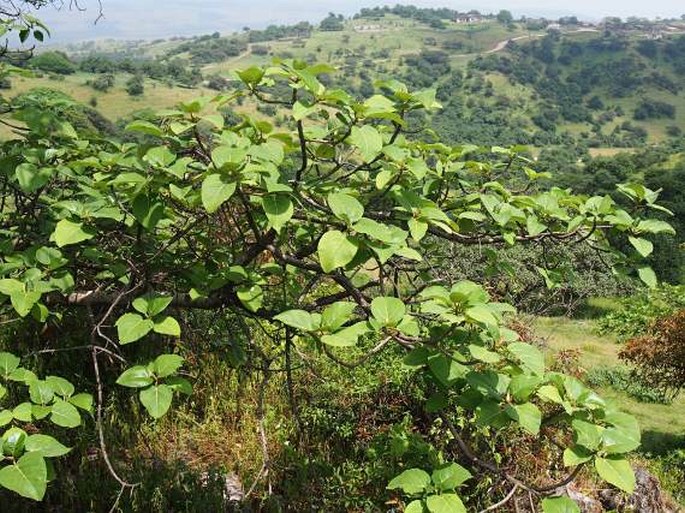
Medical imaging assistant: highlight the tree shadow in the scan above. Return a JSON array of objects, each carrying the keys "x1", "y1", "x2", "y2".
[{"x1": 640, "y1": 430, "x2": 685, "y2": 456}]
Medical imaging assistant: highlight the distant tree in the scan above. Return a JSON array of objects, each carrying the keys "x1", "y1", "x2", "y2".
[
  {"x1": 90, "y1": 73, "x2": 115, "y2": 92},
  {"x1": 125, "y1": 75, "x2": 144, "y2": 96},
  {"x1": 496, "y1": 9, "x2": 513, "y2": 25},
  {"x1": 30, "y1": 51, "x2": 76, "y2": 75},
  {"x1": 320, "y1": 12, "x2": 344, "y2": 31}
]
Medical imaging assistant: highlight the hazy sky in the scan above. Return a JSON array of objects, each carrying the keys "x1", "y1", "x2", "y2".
[{"x1": 33, "y1": 0, "x2": 685, "y2": 42}]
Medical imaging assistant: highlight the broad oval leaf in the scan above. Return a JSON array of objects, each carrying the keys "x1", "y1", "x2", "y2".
[
  {"x1": 317, "y1": 231, "x2": 358, "y2": 273},
  {"x1": 594, "y1": 456, "x2": 636, "y2": 494},
  {"x1": 116, "y1": 313, "x2": 154, "y2": 345},
  {"x1": 139, "y1": 384, "x2": 173, "y2": 419},
  {"x1": 387, "y1": 468, "x2": 430, "y2": 495},
  {"x1": 201, "y1": 174, "x2": 236, "y2": 214}
]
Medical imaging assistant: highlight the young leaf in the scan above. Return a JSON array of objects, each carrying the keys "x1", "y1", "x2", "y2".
[
  {"x1": 139, "y1": 384, "x2": 173, "y2": 419},
  {"x1": 132, "y1": 293, "x2": 173, "y2": 317},
  {"x1": 69, "y1": 393, "x2": 93, "y2": 412},
  {"x1": 425, "y1": 493, "x2": 466, "y2": 513},
  {"x1": 153, "y1": 316, "x2": 181, "y2": 337},
  {"x1": 431, "y1": 463, "x2": 472, "y2": 491},
  {"x1": 151, "y1": 354, "x2": 184, "y2": 378}
]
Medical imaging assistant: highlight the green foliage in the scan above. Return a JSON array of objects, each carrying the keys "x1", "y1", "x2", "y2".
[
  {"x1": 29, "y1": 51, "x2": 75, "y2": 75},
  {"x1": 585, "y1": 366, "x2": 672, "y2": 404},
  {"x1": 0, "y1": 352, "x2": 90, "y2": 500},
  {"x1": 597, "y1": 284, "x2": 685, "y2": 340},
  {"x1": 0, "y1": 37, "x2": 673, "y2": 504}
]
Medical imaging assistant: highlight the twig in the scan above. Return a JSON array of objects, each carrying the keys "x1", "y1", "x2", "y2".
[{"x1": 478, "y1": 484, "x2": 518, "y2": 513}]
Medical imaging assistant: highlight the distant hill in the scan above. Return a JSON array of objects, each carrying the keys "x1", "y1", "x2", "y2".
[{"x1": 5, "y1": 6, "x2": 685, "y2": 151}]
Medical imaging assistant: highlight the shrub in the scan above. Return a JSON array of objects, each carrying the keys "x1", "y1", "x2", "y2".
[
  {"x1": 619, "y1": 309, "x2": 685, "y2": 399},
  {"x1": 126, "y1": 75, "x2": 144, "y2": 96},
  {"x1": 585, "y1": 365, "x2": 671, "y2": 403}
]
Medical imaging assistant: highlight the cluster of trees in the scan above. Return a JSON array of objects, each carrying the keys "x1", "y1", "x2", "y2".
[
  {"x1": 633, "y1": 98, "x2": 676, "y2": 120},
  {"x1": 246, "y1": 21, "x2": 312, "y2": 42},
  {"x1": 167, "y1": 32, "x2": 247, "y2": 64},
  {"x1": 78, "y1": 53, "x2": 202, "y2": 87},
  {"x1": 355, "y1": 5, "x2": 486, "y2": 29}
]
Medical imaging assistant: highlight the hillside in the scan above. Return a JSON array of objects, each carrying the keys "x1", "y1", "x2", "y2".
[{"x1": 5, "y1": 9, "x2": 685, "y2": 153}]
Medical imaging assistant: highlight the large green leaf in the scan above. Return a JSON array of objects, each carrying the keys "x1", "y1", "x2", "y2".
[
  {"x1": 139, "y1": 384, "x2": 173, "y2": 419},
  {"x1": 201, "y1": 174, "x2": 236, "y2": 213},
  {"x1": 507, "y1": 343, "x2": 545, "y2": 376},
  {"x1": 321, "y1": 302, "x2": 357, "y2": 332},
  {"x1": 638, "y1": 266, "x2": 657, "y2": 288},
  {"x1": 506, "y1": 402, "x2": 542, "y2": 435},
  {"x1": 602, "y1": 412, "x2": 641, "y2": 454},
  {"x1": 25, "y1": 435, "x2": 71, "y2": 458},
  {"x1": 594, "y1": 456, "x2": 635, "y2": 493},
  {"x1": 10, "y1": 290, "x2": 42, "y2": 318},
  {"x1": 328, "y1": 192, "x2": 364, "y2": 224},
  {"x1": 28, "y1": 380, "x2": 54, "y2": 405},
  {"x1": 236, "y1": 284, "x2": 263, "y2": 313},
  {"x1": 431, "y1": 463, "x2": 472, "y2": 491},
  {"x1": 317, "y1": 230, "x2": 358, "y2": 273},
  {"x1": 628, "y1": 236, "x2": 653, "y2": 257},
  {"x1": 348, "y1": 125, "x2": 383, "y2": 161},
  {"x1": 16, "y1": 163, "x2": 53, "y2": 193},
  {"x1": 50, "y1": 399, "x2": 81, "y2": 428},
  {"x1": 0, "y1": 352, "x2": 20, "y2": 379},
  {"x1": 46, "y1": 376, "x2": 74, "y2": 398},
  {"x1": 0, "y1": 452, "x2": 47, "y2": 500},
  {"x1": 542, "y1": 497, "x2": 580, "y2": 513},
  {"x1": 572, "y1": 419, "x2": 603, "y2": 451},
  {"x1": 116, "y1": 366, "x2": 154, "y2": 388},
  {"x1": 262, "y1": 194, "x2": 293, "y2": 232},
  {"x1": 371, "y1": 296, "x2": 406, "y2": 327},
  {"x1": 52, "y1": 219, "x2": 94, "y2": 248},
  {"x1": 116, "y1": 313, "x2": 154, "y2": 345},
  {"x1": 387, "y1": 468, "x2": 431, "y2": 495},
  {"x1": 425, "y1": 493, "x2": 466, "y2": 513},
  {"x1": 274, "y1": 310, "x2": 320, "y2": 332}
]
